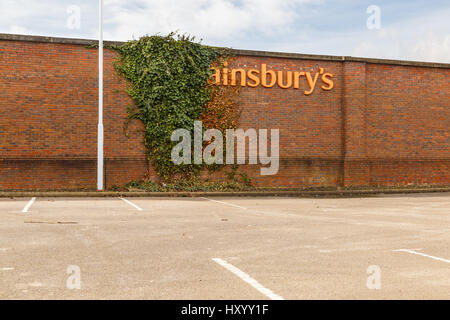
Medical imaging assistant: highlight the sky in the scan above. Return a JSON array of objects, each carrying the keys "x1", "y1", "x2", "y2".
[{"x1": 1, "y1": 0, "x2": 449, "y2": 63}]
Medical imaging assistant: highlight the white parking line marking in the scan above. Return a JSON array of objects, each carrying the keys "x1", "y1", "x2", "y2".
[
  {"x1": 212, "y1": 258, "x2": 284, "y2": 300},
  {"x1": 22, "y1": 197, "x2": 36, "y2": 213},
  {"x1": 119, "y1": 197, "x2": 143, "y2": 211},
  {"x1": 393, "y1": 249, "x2": 450, "y2": 264},
  {"x1": 201, "y1": 197, "x2": 247, "y2": 210}
]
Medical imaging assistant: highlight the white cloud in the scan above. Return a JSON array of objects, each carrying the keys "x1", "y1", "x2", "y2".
[
  {"x1": 0, "y1": 0, "x2": 448, "y2": 63},
  {"x1": 9, "y1": 25, "x2": 28, "y2": 34},
  {"x1": 405, "y1": 31, "x2": 450, "y2": 62},
  {"x1": 352, "y1": 40, "x2": 382, "y2": 57},
  {"x1": 103, "y1": 0, "x2": 319, "y2": 41},
  {"x1": 351, "y1": 6, "x2": 450, "y2": 63},
  {"x1": 0, "y1": 0, "x2": 97, "y2": 38},
  {"x1": 352, "y1": 30, "x2": 450, "y2": 64}
]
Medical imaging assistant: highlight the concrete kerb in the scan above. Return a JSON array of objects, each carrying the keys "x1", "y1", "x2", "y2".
[{"x1": 1, "y1": 187, "x2": 449, "y2": 198}]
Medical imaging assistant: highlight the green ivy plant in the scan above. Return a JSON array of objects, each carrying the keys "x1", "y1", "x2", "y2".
[{"x1": 113, "y1": 33, "x2": 230, "y2": 178}]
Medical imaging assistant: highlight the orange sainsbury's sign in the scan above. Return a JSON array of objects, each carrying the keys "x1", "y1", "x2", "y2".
[{"x1": 211, "y1": 62, "x2": 334, "y2": 95}]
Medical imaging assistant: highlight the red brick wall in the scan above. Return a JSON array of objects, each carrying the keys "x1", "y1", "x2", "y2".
[
  {"x1": 0, "y1": 37, "x2": 448, "y2": 190},
  {"x1": 343, "y1": 62, "x2": 450, "y2": 186},
  {"x1": 0, "y1": 39, "x2": 146, "y2": 190},
  {"x1": 231, "y1": 56, "x2": 343, "y2": 187}
]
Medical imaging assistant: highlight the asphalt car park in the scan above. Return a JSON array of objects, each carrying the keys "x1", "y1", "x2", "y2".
[{"x1": 0, "y1": 193, "x2": 449, "y2": 299}]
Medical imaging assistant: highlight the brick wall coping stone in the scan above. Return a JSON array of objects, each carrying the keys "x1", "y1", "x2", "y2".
[{"x1": 1, "y1": 33, "x2": 449, "y2": 69}]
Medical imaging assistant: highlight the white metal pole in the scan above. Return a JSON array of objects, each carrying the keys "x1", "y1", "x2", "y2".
[{"x1": 97, "y1": 0, "x2": 104, "y2": 190}]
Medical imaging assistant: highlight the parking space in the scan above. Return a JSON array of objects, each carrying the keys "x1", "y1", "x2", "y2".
[{"x1": 0, "y1": 193, "x2": 449, "y2": 299}]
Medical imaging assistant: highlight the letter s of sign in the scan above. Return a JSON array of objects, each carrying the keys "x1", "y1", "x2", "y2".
[
  {"x1": 321, "y1": 72, "x2": 334, "y2": 90},
  {"x1": 247, "y1": 69, "x2": 260, "y2": 87}
]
